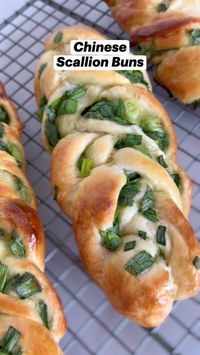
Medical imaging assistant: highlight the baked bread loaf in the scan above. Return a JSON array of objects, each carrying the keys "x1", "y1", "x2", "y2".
[
  {"x1": 0, "y1": 83, "x2": 66, "y2": 354},
  {"x1": 107, "y1": 0, "x2": 200, "y2": 104},
  {"x1": 35, "y1": 25, "x2": 200, "y2": 327}
]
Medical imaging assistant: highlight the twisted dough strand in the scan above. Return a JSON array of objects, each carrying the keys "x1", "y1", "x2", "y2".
[
  {"x1": 107, "y1": 0, "x2": 200, "y2": 104},
  {"x1": 0, "y1": 83, "x2": 66, "y2": 354},
  {"x1": 35, "y1": 25, "x2": 200, "y2": 327}
]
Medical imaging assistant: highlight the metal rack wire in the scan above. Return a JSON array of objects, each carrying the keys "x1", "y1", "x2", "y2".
[{"x1": 0, "y1": 1, "x2": 200, "y2": 354}]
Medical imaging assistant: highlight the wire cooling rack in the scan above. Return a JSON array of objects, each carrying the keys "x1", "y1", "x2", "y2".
[{"x1": 0, "y1": 1, "x2": 200, "y2": 354}]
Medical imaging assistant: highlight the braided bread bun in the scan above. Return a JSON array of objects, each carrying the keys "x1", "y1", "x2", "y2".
[
  {"x1": 35, "y1": 25, "x2": 200, "y2": 327},
  {"x1": 107, "y1": 0, "x2": 200, "y2": 104},
  {"x1": 0, "y1": 83, "x2": 66, "y2": 354}
]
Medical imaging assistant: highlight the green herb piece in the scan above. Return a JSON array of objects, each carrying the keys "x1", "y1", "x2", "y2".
[
  {"x1": 12, "y1": 272, "x2": 42, "y2": 299},
  {"x1": 0, "y1": 105, "x2": 10, "y2": 124},
  {"x1": 0, "y1": 262, "x2": 8, "y2": 292},
  {"x1": 156, "y1": 225, "x2": 166, "y2": 246},
  {"x1": 170, "y1": 173, "x2": 181, "y2": 189},
  {"x1": 36, "y1": 300, "x2": 49, "y2": 329},
  {"x1": 9, "y1": 230, "x2": 25, "y2": 257},
  {"x1": 37, "y1": 95, "x2": 47, "y2": 122},
  {"x1": 124, "y1": 241, "x2": 136, "y2": 251},
  {"x1": 13, "y1": 347, "x2": 22, "y2": 355},
  {"x1": 139, "y1": 42, "x2": 156, "y2": 58},
  {"x1": 53, "y1": 31, "x2": 63, "y2": 44},
  {"x1": 124, "y1": 99, "x2": 140, "y2": 123},
  {"x1": 115, "y1": 134, "x2": 142, "y2": 149},
  {"x1": 0, "y1": 326, "x2": 21, "y2": 353},
  {"x1": 45, "y1": 86, "x2": 86, "y2": 148},
  {"x1": 190, "y1": 29, "x2": 200, "y2": 45},
  {"x1": 118, "y1": 175, "x2": 141, "y2": 207},
  {"x1": 157, "y1": 3, "x2": 167, "y2": 12},
  {"x1": 7, "y1": 143, "x2": 24, "y2": 169},
  {"x1": 193, "y1": 256, "x2": 200, "y2": 270},
  {"x1": 125, "y1": 250, "x2": 155, "y2": 276},
  {"x1": 126, "y1": 172, "x2": 141, "y2": 181},
  {"x1": 138, "y1": 230, "x2": 147, "y2": 240},
  {"x1": 142, "y1": 208, "x2": 158, "y2": 222},
  {"x1": 15, "y1": 177, "x2": 31, "y2": 204},
  {"x1": 53, "y1": 185, "x2": 58, "y2": 200},
  {"x1": 100, "y1": 230, "x2": 122, "y2": 251},
  {"x1": 139, "y1": 186, "x2": 154, "y2": 213},
  {"x1": 59, "y1": 99, "x2": 77, "y2": 114},
  {"x1": 117, "y1": 70, "x2": 149, "y2": 89},
  {"x1": 134, "y1": 145, "x2": 152, "y2": 158},
  {"x1": 157, "y1": 154, "x2": 168, "y2": 168},
  {"x1": 79, "y1": 158, "x2": 93, "y2": 178},
  {"x1": 140, "y1": 117, "x2": 169, "y2": 151},
  {"x1": 38, "y1": 63, "x2": 47, "y2": 79}
]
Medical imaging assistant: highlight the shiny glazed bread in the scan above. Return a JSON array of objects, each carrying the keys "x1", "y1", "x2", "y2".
[
  {"x1": 35, "y1": 25, "x2": 200, "y2": 327},
  {"x1": 107, "y1": 0, "x2": 200, "y2": 104},
  {"x1": 0, "y1": 83, "x2": 66, "y2": 354}
]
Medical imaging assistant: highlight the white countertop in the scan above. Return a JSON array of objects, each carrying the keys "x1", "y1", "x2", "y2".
[{"x1": 0, "y1": 0, "x2": 27, "y2": 24}]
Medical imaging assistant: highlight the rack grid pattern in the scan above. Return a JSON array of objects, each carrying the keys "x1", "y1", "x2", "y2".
[{"x1": 0, "y1": 1, "x2": 200, "y2": 354}]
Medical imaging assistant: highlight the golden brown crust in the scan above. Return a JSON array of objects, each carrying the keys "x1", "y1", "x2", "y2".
[
  {"x1": 0, "y1": 315, "x2": 63, "y2": 355},
  {"x1": 107, "y1": 0, "x2": 200, "y2": 103},
  {"x1": 0, "y1": 83, "x2": 66, "y2": 351}
]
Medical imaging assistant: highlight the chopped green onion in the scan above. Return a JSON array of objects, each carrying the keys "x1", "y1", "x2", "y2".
[
  {"x1": 7, "y1": 143, "x2": 24, "y2": 169},
  {"x1": 193, "y1": 256, "x2": 200, "y2": 270},
  {"x1": 190, "y1": 29, "x2": 200, "y2": 45},
  {"x1": 0, "y1": 262, "x2": 8, "y2": 292},
  {"x1": 53, "y1": 31, "x2": 63, "y2": 44},
  {"x1": 115, "y1": 134, "x2": 142, "y2": 149},
  {"x1": 15, "y1": 177, "x2": 31, "y2": 204},
  {"x1": 134, "y1": 145, "x2": 152, "y2": 158},
  {"x1": 0, "y1": 326, "x2": 21, "y2": 353},
  {"x1": 117, "y1": 70, "x2": 149, "y2": 89},
  {"x1": 142, "y1": 208, "x2": 158, "y2": 222},
  {"x1": 140, "y1": 117, "x2": 169, "y2": 151},
  {"x1": 124, "y1": 241, "x2": 136, "y2": 251},
  {"x1": 100, "y1": 230, "x2": 122, "y2": 252},
  {"x1": 170, "y1": 173, "x2": 181, "y2": 189},
  {"x1": 118, "y1": 175, "x2": 141, "y2": 207},
  {"x1": 138, "y1": 230, "x2": 147, "y2": 240},
  {"x1": 157, "y1": 155, "x2": 168, "y2": 168},
  {"x1": 126, "y1": 172, "x2": 141, "y2": 181},
  {"x1": 36, "y1": 300, "x2": 49, "y2": 329},
  {"x1": 37, "y1": 95, "x2": 47, "y2": 122},
  {"x1": 12, "y1": 272, "x2": 42, "y2": 299},
  {"x1": 59, "y1": 98, "x2": 77, "y2": 114},
  {"x1": 159, "y1": 248, "x2": 165, "y2": 259},
  {"x1": 157, "y1": 3, "x2": 167, "y2": 12},
  {"x1": 139, "y1": 186, "x2": 154, "y2": 213},
  {"x1": 125, "y1": 250, "x2": 155, "y2": 276},
  {"x1": 53, "y1": 185, "x2": 58, "y2": 200},
  {"x1": 79, "y1": 158, "x2": 93, "y2": 178},
  {"x1": 38, "y1": 63, "x2": 47, "y2": 79},
  {"x1": 9, "y1": 230, "x2": 25, "y2": 257},
  {"x1": 156, "y1": 225, "x2": 166, "y2": 246},
  {"x1": 0, "y1": 105, "x2": 10, "y2": 124}
]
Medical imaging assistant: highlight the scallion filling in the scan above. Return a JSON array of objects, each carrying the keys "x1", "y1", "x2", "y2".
[
  {"x1": 125, "y1": 250, "x2": 155, "y2": 276},
  {"x1": 157, "y1": 155, "x2": 168, "y2": 168},
  {"x1": 9, "y1": 231, "x2": 25, "y2": 257},
  {"x1": 138, "y1": 230, "x2": 147, "y2": 240},
  {"x1": 0, "y1": 105, "x2": 10, "y2": 124},
  {"x1": 45, "y1": 86, "x2": 86, "y2": 148},
  {"x1": 36, "y1": 300, "x2": 49, "y2": 329},
  {"x1": 124, "y1": 241, "x2": 136, "y2": 251},
  {"x1": 139, "y1": 186, "x2": 158, "y2": 222},
  {"x1": 79, "y1": 157, "x2": 93, "y2": 178},
  {"x1": 117, "y1": 70, "x2": 149, "y2": 89},
  {"x1": 38, "y1": 63, "x2": 47, "y2": 79},
  {"x1": 170, "y1": 173, "x2": 181, "y2": 189},
  {"x1": 140, "y1": 117, "x2": 169, "y2": 152},
  {"x1": 100, "y1": 210, "x2": 122, "y2": 251},
  {"x1": 118, "y1": 173, "x2": 141, "y2": 207},
  {"x1": 156, "y1": 225, "x2": 166, "y2": 246},
  {"x1": 0, "y1": 326, "x2": 21, "y2": 354},
  {"x1": 10, "y1": 272, "x2": 42, "y2": 299},
  {"x1": 37, "y1": 95, "x2": 47, "y2": 122},
  {"x1": 193, "y1": 256, "x2": 200, "y2": 270},
  {"x1": 190, "y1": 29, "x2": 200, "y2": 46},
  {"x1": 53, "y1": 31, "x2": 63, "y2": 44},
  {"x1": 15, "y1": 176, "x2": 31, "y2": 203},
  {"x1": 0, "y1": 262, "x2": 8, "y2": 292}
]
